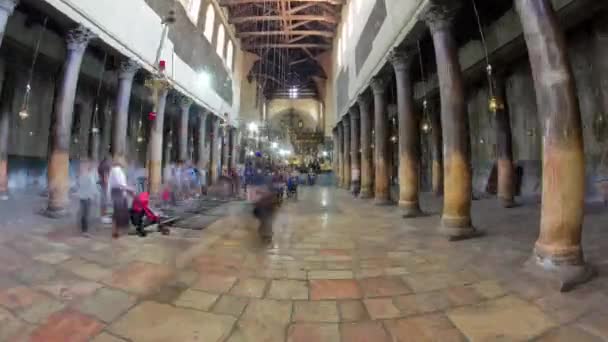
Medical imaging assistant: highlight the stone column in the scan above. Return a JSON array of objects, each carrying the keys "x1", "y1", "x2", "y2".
[
  {"x1": 494, "y1": 74, "x2": 515, "y2": 208},
  {"x1": 197, "y1": 111, "x2": 209, "y2": 174},
  {"x1": 332, "y1": 128, "x2": 338, "y2": 177},
  {"x1": 222, "y1": 127, "x2": 231, "y2": 172},
  {"x1": 46, "y1": 26, "x2": 95, "y2": 216},
  {"x1": 147, "y1": 84, "x2": 170, "y2": 196},
  {"x1": 336, "y1": 122, "x2": 343, "y2": 187},
  {"x1": 0, "y1": 0, "x2": 17, "y2": 46},
  {"x1": 371, "y1": 76, "x2": 390, "y2": 204},
  {"x1": 422, "y1": 3, "x2": 476, "y2": 239},
  {"x1": 515, "y1": 0, "x2": 593, "y2": 291},
  {"x1": 390, "y1": 49, "x2": 422, "y2": 217},
  {"x1": 342, "y1": 114, "x2": 351, "y2": 190},
  {"x1": 429, "y1": 102, "x2": 443, "y2": 196},
  {"x1": 349, "y1": 107, "x2": 361, "y2": 192},
  {"x1": 210, "y1": 116, "x2": 220, "y2": 183},
  {"x1": 178, "y1": 96, "x2": 192, "y2": 162},
  {"x1": 112, "y1": 59, "x2": 139, "y2": 164},
  {"x1": 0, "y1": 64, "x2": 12, "y2": 200},
  {"x1": 358, "y1": 94, "x2": 373, "y2": 199},
  {"x1": 231, "y1": 128, "x2": 239, "y2": 169}
]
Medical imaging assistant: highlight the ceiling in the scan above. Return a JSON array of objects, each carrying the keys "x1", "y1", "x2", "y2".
[{"x1": 219, "y1": 0, "x2": 344, "y2": 99}]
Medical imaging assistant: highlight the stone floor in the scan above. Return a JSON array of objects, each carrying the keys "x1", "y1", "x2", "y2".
[{"x1": 1, "y1": 187, "x2": 608, "y2": 341}]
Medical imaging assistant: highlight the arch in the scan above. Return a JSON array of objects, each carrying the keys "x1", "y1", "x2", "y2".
[
  {"x1": 203, "y1": 5, "x2": 215, "y2": 42},
  {"x1": 216, "y1": 25, "x2": 225, "y2": 59},
  {"x1": 178, "y1": 0, "x2": 201, "y2": 25},
  {"x1": 226, "y1": 40, "x2": 234, "y2": 70}
]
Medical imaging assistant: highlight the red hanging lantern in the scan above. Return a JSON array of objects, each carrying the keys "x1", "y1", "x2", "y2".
[
  {"x1": 148, "y1": 111, "x2": 157, "y2": 121},
  {"x1": 159, "y1": 60, "x2": 166, "y2": 72}
]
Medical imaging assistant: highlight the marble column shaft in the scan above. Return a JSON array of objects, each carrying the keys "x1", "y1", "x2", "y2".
[
  {"x1": 147, "y1": 85, "x2": 169, "y2": 196},
  {"x1": 197, "y1": 112, "x2": 209, "y2": 174},
  {"x1": 0, "y1": 0, "x2": 17, "y2": 46},
  {"x1": 112, "y1": 59, "x2": 139, "y2": 163},
  {"x1": 371, "y1": 76, "x2": 391, "y2": 204},
  {"x1": 349, "y1": 108, "x2": 361, "y2": 192},
  {"x1": 332, "y1": 128, "x2": 338, "y2": 177},
  {"x1": 336, "y1": 122, "x2": 343, "y2": 187},
  {"x1": 342, "y1": 114, "x2": 351, "y2": 190},
  {"x1": 0, "y1": 62, "x2": 12, "y2": 198},
  {"x1": 423, "y1": 4, "x2": 475, "y2": 238},
  {"x1": 47, "y1": 26, "x2": 95, "y2": 214},
  {"x1": 515, "y1": 0, "x2": 592, "y2": 291},
  {"x1": 178, "y1": 97, "x2": 192, "y2": 162},
  {"x1": 390, "y1": 49, "x2": 422, "y2": 216},
  {"x1": 494, "y1": 75, "x2": 515, "y2": 208},
  {"x1": 210, "y1": 117, "x2": 220, "y2": 183},
  {"x1": 358, "y1": 94, "x2": 373, "y2": 198},
  {"x1": 429, "y1": 102, "x2": 444, "y2": 196}
]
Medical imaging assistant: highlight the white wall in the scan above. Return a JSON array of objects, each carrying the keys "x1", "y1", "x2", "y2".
[{"x1": 44, "y1": 0, "x2": 239, "y2": 121}]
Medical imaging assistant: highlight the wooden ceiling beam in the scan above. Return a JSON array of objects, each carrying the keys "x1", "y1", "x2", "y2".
[
  {"x1": 220, "y1": 0, "x2": 343, "y2": 5},
  {"x1": 238, "y1": 30, "x2": 335, "y2": 38},
  {"x1": 230, "y1": 14, "x2": 338, "y2": 24},
  {"x1": 244, "y1": 43, "x2": 331, "y2": 49}
]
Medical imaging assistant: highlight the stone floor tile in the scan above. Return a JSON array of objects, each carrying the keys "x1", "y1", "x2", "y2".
[
  {"x1": 310, "y1": 280, "x2": 362, "y2": 300},
  {"x1": 293, "y1": 301, "x2": 339, "y2": 322},
  {"x1": 33, "y1": 251, "x2": 71, "y2": 265},
  {"x1": 536, "y1": 326, "x2": 604, "y2": 342},
  {"x1": 448, "y1": 295, "x2": 556, "y2": 341},
  {"x1": 192, "y1": 274, "x2": 238, "y2": 294},
  {"x1": 90, "y1": 332, "x2": 128, "y2": 342},
  {"x1": 0, "y1": 307, "x2": 31, "y2": 341},
  {"x1": 29, "y1": 309, "x2": 105, "y2": 342},
  {"x1": 287, "y1": 323, "x2": 340, "y2": 342},
  {"x1": 309, "y1": 270, "x2": 354, "y2": 280},
  {"x1": 0, "y1": 286, "x2": 47, "y2": 310},
  {"x1": 228, "y1": 319, "x2": 286, "y2": 342},
  {"x1": 363, "y1": 298, "x2": 402, "y2": 320},
  {"x1": 230, "y1": 278, "x2": 267, "y2": 298},
  {"x1": 403, "y1": 271, "x2": 476, "y2": 293},
  {"x1": 267, "y1": 279, "x2": 309, "y2": 300},
  {"x1": 174, "y1": 289, "x2": 219, "y2": 311},
  {"x1": 59, "y1": 258, "x2": 112, "y2": 281},
  {"x1": 74, "y1": 288, "x2": 136, "y2": 322},
  {"x1": 13, "y1": 261, "x2": 58, "y2": 285},
  {"x1": 445, "y1": 285, "x2": 484, "y2": 306},
  {"x1": 340, "y1": 321, "x2": 390, "y2": 342},
  {"x1": 394, "y1": 292, "x2": 451, "y2": 316},
  {"x1": 338, "y1": 300, "x2": 369, "y2": 322},
  {"x1": 212, "y1": 295, "x2": 248, "y2": 317},
  {"x1": 18, "y1": 296, "x2": 65, "y2": 324},
  {"x1": 241, "y1": 299, "x2": 293, "y2": 325},
  {"x1": 471, "y1": 280, "x2": 507, "y2": 299},
  {"x1": 103, "y1": 261, "x2": 173, "y2": 296},
  {"x1": 359, "y1": 277, "x2": 411, "y2": 298},
  {"x1": 576, "y1": 312, "x2": 608, "y2": 339},
  {"x1": 384, "y1": 313, "x2": 466, "y2": 342},
  {"x1": 109, "y1": 301, "x2": 235, "y2": 342},
  {"x1": 37, "y1": 279, "x2": 103, "y2": 302}
]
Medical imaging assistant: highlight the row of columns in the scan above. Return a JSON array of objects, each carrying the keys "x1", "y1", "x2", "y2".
[
  {"x1": 332, "y1": 0, "x2": 593, "y2": 290},
  {"x1": 0, "y1": 1, "x2": 240, "y2": 213}
]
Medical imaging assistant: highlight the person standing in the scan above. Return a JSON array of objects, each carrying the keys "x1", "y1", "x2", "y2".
[
  {"x1": 97, "y1": 156, "x2": 112, "y2": 224},
  {"x1": 79, "y1": 161, "x2": 98, "y2": 236},
  {"x1": 108, "y1": 159, "x2": 134, "y2": 238}
]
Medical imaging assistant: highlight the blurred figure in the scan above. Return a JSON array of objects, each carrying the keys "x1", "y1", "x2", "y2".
[
  {"x1": 109, "y1": 159, "x2": 135, "y2": 238},
  {"x1": 248, "y1": 158, "x2": 276, "y2": 242},
  {"x1": 79, "y1": 161, "x2": 98, "y2": 236},
  {"x1": 97, "y1": 156, "x2": 112, "y2": 224}
]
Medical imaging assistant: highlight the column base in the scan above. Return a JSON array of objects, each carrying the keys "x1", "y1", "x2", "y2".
[
  {"x1": 499, "y1": 196, "x2": 517, "y2": 208},
  {"x1": 399, "y1": 200, "x2": 423, "y2": 218},
  {"x1": 440, "y1": 215, "x2": 481, "y2": 241},
  {"x1": 524, "y1": 252, "x2": 596, "y2": 292},
  {"x1": 359, "y1": 189, "x2": 373, "y2": 199},
  {"x1": 43, "y1": 207, "x2": 70, "y2": 219},
  {"x1": 375, "y1": 198, "x2": 393, "y2": 206}
]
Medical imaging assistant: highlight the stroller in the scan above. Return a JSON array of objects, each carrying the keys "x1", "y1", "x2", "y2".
[
  {"x1": 130, "y1": 192, "x2": 170, "y2": 237},
  {"x1": 286, "y1": 176, "x2": 298, "y2": 199}
]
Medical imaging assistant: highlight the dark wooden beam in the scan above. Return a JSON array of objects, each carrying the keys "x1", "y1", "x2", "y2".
[
  {"x1": 244, "y1": 43, "x2": 331, "y2": 49},
  {"x1": 238, "y1": 30, "x2": 335, "y2": 38},
  {"x1": 230, "y1": 14, "x2": 338, "y2": 24},
  {"x1": 220, "y1": 0, "x2": 343, "y2": 5}
]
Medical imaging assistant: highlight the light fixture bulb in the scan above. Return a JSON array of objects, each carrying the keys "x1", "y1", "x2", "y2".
[{"x1": 18, "y1": 109, "x2": 29, "y2": 120}]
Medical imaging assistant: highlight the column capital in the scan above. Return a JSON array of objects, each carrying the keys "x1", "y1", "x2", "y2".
[
  {"x1": 118, "y1": 59, "x2": 139, "y2": 80},
  {"x1": 342, "y1": 114, "x2": 351, "y2": 127},
  {"x1": 419, "y1": 2, "x2": 461, "y2": 34},
  {"x1": 0, "y1": 0, "x2": 18, "y2": 15},
  {"x1": 349, "y1": 106, "x2": 360, "y2": 119},
  {"x1": 357, "y1": 93, "x2": 372, "y2": 108},
  {"x1": 388, "y1": 48, "x2": 415, "y2": 73},
  {"x1": 178, "y1": 95, "x2": 193, "y2": 111},
  {"x1": 66, "y1": 25, "x2": 96, "y2": 53},
  {"x1": 370, "y1": 76, "x2": 387, "y2": 95}
]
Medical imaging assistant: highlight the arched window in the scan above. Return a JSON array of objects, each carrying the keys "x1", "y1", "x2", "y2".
[
  {"x1": 226, "y1": 41, "x2": 234, "y2": 70},
  {"x1": 216, "y1": 25, "x2": 225, "y2": 59},
  {"x1": 203, "y1": 5, "x2": 215, "y2": 42},
  {"x1": 178, "y1": 0, "x2": 201, "y2": 25},
  {"x1": 337, "y1": 38, "x2": 342, "y2": 67}
]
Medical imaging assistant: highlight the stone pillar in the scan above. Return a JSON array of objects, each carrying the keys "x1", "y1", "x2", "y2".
[
  {"x1": 231, "y1": 128, "x2": 239, "y2": 169},
  {"x1": 197, "y1": 111, "x2": 209, "y2": 174},
  {"x1": 210, "y1": 116, "x2": 220, "y2": 183},
  {"x1": 429, "y1": 102, "x2": 443, "y2": 196},
  {"x1": 0, "y1": 64, "x2": 12, "y2": 200},
  {"x1": 358, "y1": 94, "x2": 373, "y2": 199},
  {"x1": 342, "y1": 114, "x2": 351, "y2": 190},
  {"x1": 349, "y1": 107, "x2": 361, "y2": 192},
  {"x1": 371, "y1": 76, "x2": 390, "y2": 204},
  {"x1": 515, "y1": 0, "x2": 593, "y2": 291},
  {"x1": 147, "y1": 84, "x2": 170, "y2": 196},
  {"x1": 494, "y1": 74, "x2": 516, "y2": 208},
  {"x1": 422, "y1": 3, "x2": 476, "y2": 239},
  {"x1": 336, "y1": 122, "x2": 343, "y2": 187},
  {"x1": 390, "y1": 49, "x2": 422, "y2": 217},
  {"x1": 222, "y1": 127, "x2": 231, "y2": 172},
  {"x1": 47, "y1": 26, "x2": 95, "y2": 216},
  {"x1": 178, "y1": 96, "x2": 192, "y2": 162},
  {"x1": 0, "y1": 0, "x2": 17, "y2": 46},
  {"x1": 332, "y1": 128, "x2": 338, "y2": 178},
  {"x1": 112, "y1": 59, "x2": 139, "y2": 164}
]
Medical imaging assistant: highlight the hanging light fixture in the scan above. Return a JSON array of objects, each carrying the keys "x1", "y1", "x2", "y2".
[
  {"x1": 19, "y1": 17, "x2": 48, "y2": 121},
  {"x1": 418, "y1": 41, "x2": 432, "y2": 135}
]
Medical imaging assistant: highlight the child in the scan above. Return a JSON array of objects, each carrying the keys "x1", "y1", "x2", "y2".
[{"x1": 79, "y1": 161, "x2": 98, "y2": 236}]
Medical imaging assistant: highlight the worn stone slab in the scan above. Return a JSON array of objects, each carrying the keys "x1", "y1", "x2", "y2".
[
  {"x1": 293, "y1": 301, "x2": 339, "y2": 322},
  {"x1": 74, "y1": 288, "x2": 136, "y2": 322},
  {"x1": 173, "y1": 289, "x2": 219, "y2": 311}
]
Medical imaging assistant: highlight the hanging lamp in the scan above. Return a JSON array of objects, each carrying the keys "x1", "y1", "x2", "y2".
[{"x1": 19, "y1": 17, "x2": 48, "y2": 121}]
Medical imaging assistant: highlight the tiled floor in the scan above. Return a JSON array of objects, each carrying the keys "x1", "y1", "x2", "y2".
[{"x1": 1, "y1": 187, "x2": 608, "y2": 341}]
